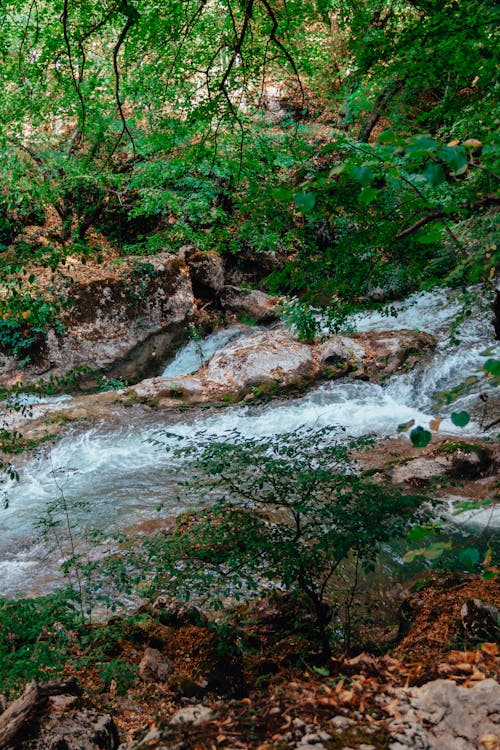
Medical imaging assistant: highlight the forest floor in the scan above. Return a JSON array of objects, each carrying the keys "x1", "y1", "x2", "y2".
[{"x1": 53, "y1": 574, "x2": 500, "y2": 749}]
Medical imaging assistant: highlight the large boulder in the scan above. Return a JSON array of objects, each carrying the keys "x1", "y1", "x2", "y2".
[
  {"x1": 204, "y1": 328, "x2": 314, "y2": 392},
  {"x1": 123, "y1": 326, "x2": 435, "y2": 403},
  {"x1": 352, "y1": 330, "x2": 436, "y2": 379}
]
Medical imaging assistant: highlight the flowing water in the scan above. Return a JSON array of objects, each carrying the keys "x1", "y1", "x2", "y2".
[{"x1": 0, "y1": 287, "x2": 498, "y2": 597}]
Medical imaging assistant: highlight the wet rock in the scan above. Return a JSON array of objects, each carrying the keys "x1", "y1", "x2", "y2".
[
  {"x1": 138, "y1": 647, "x2": 171, "y2": 684},
  {"x1": 205, "y1": 328, "x2": 314, "y2": 391},
  {"x1": 186, "y1": 250, "x2": 225, "y2": 299},
  {"x1": 120, "y1": 325, "x2": 435, "y2": 405},
  {"x1": 353, "y1": 330, "x2": 436, "y2": 379},
  {"x1": 315, "y1": 336, "x2": 365, "y2": 377},
  {"x1": 220, "y1": 285, "x2": 280, "y2": 323},
  {"x1": 461, "y1": 598, "x2": 499, "y2": 641},
  {"x1": 392, "y1": 442, "x2": 495, "y2": 485},
  {"x1": 386, "y1": 678, "x2": 500, "y2": 750},
  {"x1": 127, "y1": 375, "x2": 204, "y2": 402}
]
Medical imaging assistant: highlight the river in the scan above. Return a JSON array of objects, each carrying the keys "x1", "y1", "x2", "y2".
[{"x1": 0, "y1": 286, "x2": 498, "y2": 597}]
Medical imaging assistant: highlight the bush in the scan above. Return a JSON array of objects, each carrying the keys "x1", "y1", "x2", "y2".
[{"x1": 135, "y1": 428, "x2": 433, "y2": 656}]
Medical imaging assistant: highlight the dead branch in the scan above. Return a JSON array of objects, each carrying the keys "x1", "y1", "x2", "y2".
[{"x1": 0, "y1": 677, "x2": 82, "y2": 749}]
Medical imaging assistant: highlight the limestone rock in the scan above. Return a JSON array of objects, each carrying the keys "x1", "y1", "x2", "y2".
[
  {"x1": 128, "y1": 375, "x2": 204, "y2": 402},
  {"x1": 6, "y1": 709, "x2": 120, "y2": 749},
  {"x1": 0, "y1": 253, "x2": 195, "y2": 388},
  {"x1": 387, "y1": 678, "x2": 500, "y2": 750},
  {"x1": 138, "y1": 647, "x2": 171, "y2": 684},
  {"x1": 186, "y1": 250, "x2": 225, "y2": 298},
  {"x1": 353, "y1": 330, "x2": 436, "y2": 379},
  {"x1": 205, "y1": 328, "x2": 313, "y2": 391},
  {"x1": 169, "y1": 705, "x2": 214, "y2": 726},
  {"x1": 220, "y1": 285, "x2": 280, "y2": 323}
]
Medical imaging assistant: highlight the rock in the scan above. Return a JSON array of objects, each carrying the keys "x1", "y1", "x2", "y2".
[
  {"x1": 138, "y1": 647, "x2": 171, "y2": 683},
  {"x1": 352, "y1": 330, "x2": 436, "y2": 379},
  {"x1": 0, "y1": 253, "x2": 195, "y2": 389},
  {"x1": 148, "y1": 597, "x2": 208, "y2": 627},
  {"x1": 392, "y1": 442, "x2": 495, "y2": 485},
  {"x1": 169, "y1": 705, "x2": 214, "y2": 726},
  {"x1": 392, "y1": 457, "x2": 450, "y2": 485},
  {"x1": 220, "y1": 285, "x2": 280, "y2": 323},
  {"x1": 205, "y1": 328, "x2": 313, "y2": 392},
  {"x1": 316, "y1": 336, "x2": 365, "y2": 376},
  {"x1": 186, "y1": 250, "x2": 225, "y2": 299},
  {"x1": 461, "y1": 598, "x2": 499, "y2": 641},
  {"x1": 127, "y1": 375, "x2": 204, "y2": 402},
  {"x1": 330, "y1": 716, "x2": 356, "y2": 730},
  {"x1": 386, "y1": 678, "x2": 500, "y2": 750},
  {"x1": 6, "y1": 709, "x2": 120, "y2": 749}
]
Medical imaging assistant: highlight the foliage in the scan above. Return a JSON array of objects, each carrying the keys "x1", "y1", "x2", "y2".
[
  {"x1": 0, "y1": 590, "x2": 79, "y2": 697},
  {"x1": 92, "y1": 427, "x2": 434, "y2": 655}
]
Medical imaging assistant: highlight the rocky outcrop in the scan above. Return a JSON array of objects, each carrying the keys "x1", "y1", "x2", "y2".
[
  {"x1": 185, "y1": 249, "x2": 225, "y2": 299},
  {"x1": 205, "y1": 328, "x2": 313, "y2": 391},
  {"x1": 0, "y1": 253, "x2": 195, "y2": 389},
  {"x1": 125, "y1": 326, "x2": 436, "y2": 404},
  {"x1": 0, "y1": 251, "x2": 284, "y2": 391},
  {"x1": 352, "y1": 330, "x2": 436, "y2": 377},
  {"x1": 0, "y1": 678, "x2": 119, "y2": 750},
  {"x1": 386, "y1": 678, "x2": 500, "y2": 750}
]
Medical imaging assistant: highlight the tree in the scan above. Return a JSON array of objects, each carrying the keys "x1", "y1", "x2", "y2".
[{"x1": 104, "y1": 428, "x2": 433, "y2": 656}]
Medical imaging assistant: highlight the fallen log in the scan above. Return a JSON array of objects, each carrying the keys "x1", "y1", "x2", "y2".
[{"x1": 0, "y1": 677, "x2": 82, "y2": 749}]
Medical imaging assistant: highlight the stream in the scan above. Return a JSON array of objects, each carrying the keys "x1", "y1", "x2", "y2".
[{"x1": 0, "y1": 287, "x2": 498, "y2": 598}]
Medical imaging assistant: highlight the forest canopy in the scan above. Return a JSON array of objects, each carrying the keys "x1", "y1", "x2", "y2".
[{"x1": 0, "y1": 0, "x2": 498, "y2": 311}]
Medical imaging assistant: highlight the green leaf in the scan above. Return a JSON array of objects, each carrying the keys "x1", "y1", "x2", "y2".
[
  {"x1": 437, "y1": 145, "x2": 467, "y2": 174},
  {"x1": 351, "y1": 165, "x2": 375, "y2": 187},
  {"x1": 422, "y1": 163, "x2": 446, "y2": 187},
  {"x1": 294, "y1": 192, "x2": 316, "y2": 213},
  {"x1": 407, "y1": 525, "x2": 433, "y2": 543},
  {"x1": 416, "y1": 225, "x2": 443, "y2": 245},
  {"x1": 410, "y1": 426, "x2": 432, "y2": 448},
  {"x1": 406, "y1": 135, "x2": 439, "y2": 154},
  {"x1": 423, "y1": 541, "x2": 451, "y2": 561},
  {"x1": 482, "y1": 570, "x2": 499, "y2": 581},
  {"x1": 312, "y1": 666, "x2": 330, "y2": 676},
  {"x1": 458, "y1": 547, "x2": 480, "y2": 569},
  {"x1": 273, "y1": 187, "x2": 294, "y2": 202},
  {"x1": 451, "y1": 411, "x2": 470, "y2": 427},
  {"x1": 484, "y1": 359, "x2": 500, "y2": 377},
  {"x1": 358, "y1": 187, "x2": 379, "y2": 205}
]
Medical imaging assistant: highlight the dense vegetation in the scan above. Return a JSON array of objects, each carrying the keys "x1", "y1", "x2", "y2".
[
  {"x1": 0, "y1": 0, "x2": 498, "y2": 708},
  {"x1": 0, "y1": 0, "x2": 498, "y2": 352}
]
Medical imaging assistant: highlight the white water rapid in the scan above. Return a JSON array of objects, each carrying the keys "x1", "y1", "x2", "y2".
[{"x1": 0, "y1": 287, "x2": 498, "y2": 597}]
